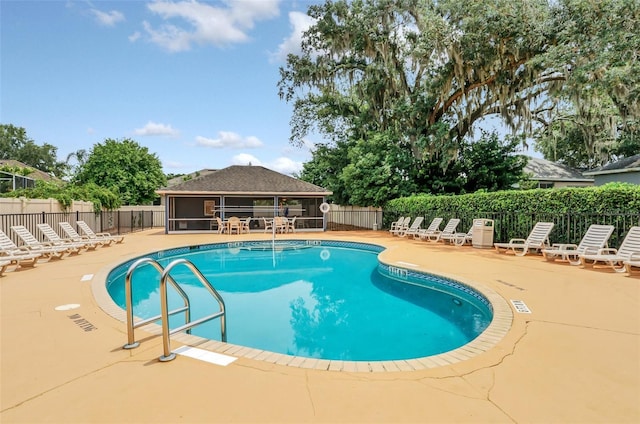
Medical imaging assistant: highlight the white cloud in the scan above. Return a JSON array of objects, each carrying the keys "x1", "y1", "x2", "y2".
[
  {"x1": 270, "y1": 11, "x2": 315, "y2": 63},
  {"x1": 196, "y1": 131, "x2": 263, "y2": 149},
  {"x1": 144, "y1": 0, "x2": 280, "y2": 52},
  {"x1": 133, "y1": 121, "x2": 180, "y2": 136},
  {"x1": 90, "y1": 8, "x2": 125, "y2": 26},
  {"x1": 228, "y1": 0, "x2": 280, "y2": 27},
  {"x1": 230, "y1": 154, "x2": 302, "y2": 175},
  {"x1": 142, "y1": 21, "x2": 193, "y2": 52},
  {"x1": 231, "y1": 153, "x2": 262, "y2": 166},
  {"x1": 129, "y1": 31, "x2": 141, "y2": 42},
  {"x1": 270, "y1": 157, "x2": 303, "y2": 175}
]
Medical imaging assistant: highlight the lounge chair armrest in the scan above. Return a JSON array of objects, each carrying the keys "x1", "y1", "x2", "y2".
[
  {"x1": 547, "y1": 243, "x2": 577, "y2": 250},
  {"x1": 581, "y1": 247, "x2": 601, "y2": 255},
  {"x1": 509, "y1": 238, "x2": 526, "y2": 245},
  {"x1": 629, "y1": 252, "x2": 640, "y2": 260},
  {"x1": 95, "y1": 232, "x2": 112, "y2": 237},
  {"x1": 1, "y1": 246, "x2": 28, "y2": 256},
  {"x1": 596, "y1": 248, "x2": 618, "y2": 255}
]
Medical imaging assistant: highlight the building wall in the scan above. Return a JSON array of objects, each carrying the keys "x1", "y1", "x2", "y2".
[
  {"x1": 593, "y1": 172, "x2": 640, "y2": 186},
  {"x1": 552, "y1": 181, "x2": 594, "y2": 188}
]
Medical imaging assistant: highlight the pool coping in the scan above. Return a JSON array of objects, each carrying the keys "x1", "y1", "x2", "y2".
[{"x1": 92, "y1": 239, "x2": 513, "y2": 372}]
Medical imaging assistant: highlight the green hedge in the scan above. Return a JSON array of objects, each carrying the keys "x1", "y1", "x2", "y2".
[{"x1": 385, "y1": 184, "x2": 640, "y2": 246}]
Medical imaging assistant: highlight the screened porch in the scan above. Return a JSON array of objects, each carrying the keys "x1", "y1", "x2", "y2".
[{"x1": 165, "y1": 195, "x2": 326, "y2": 233}]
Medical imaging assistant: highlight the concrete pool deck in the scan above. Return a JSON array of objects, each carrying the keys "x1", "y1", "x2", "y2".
[{"x1": 1, "y1": 229, "x2": 638, "y2": 423}]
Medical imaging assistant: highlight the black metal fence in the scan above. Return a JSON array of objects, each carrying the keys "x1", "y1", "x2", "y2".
[
  {"x1": 383, "y1": 210, "x2": 640, "y2": 248},
  {"x1": 3, "y1": 208, "x2": 638, "y2": 250},
  {"x1": 0, "y1": 210, "x2": 164, "y2": 245}
]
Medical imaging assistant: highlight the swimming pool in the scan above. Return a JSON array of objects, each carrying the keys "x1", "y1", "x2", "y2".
[{"x1": 106, "y1": 240, "x2": 494, "y2": 362}]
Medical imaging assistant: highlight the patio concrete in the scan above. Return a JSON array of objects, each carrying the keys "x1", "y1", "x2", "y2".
[{"x1": 1, "y1": 229, "x2": 638, "y2": 423}]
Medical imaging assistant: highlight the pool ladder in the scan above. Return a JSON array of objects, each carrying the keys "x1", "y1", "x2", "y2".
[{"x1": 123, "y1": 257, "x2": 227, "y2": 362}]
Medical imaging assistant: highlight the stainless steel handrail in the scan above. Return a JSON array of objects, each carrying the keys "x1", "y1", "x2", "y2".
[
  {"x1": 123, "y1": 257, "x2": 191, "y2": 349},
  {"x1": 159, "y1": 258, "x2": 227, "y2": 362}
]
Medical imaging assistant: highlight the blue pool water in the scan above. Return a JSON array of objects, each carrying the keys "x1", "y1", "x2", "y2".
[{"x1": 106, "y1": 241, "x2": 492, "y2": 361}]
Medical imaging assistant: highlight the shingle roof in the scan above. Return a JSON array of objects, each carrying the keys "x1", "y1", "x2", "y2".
[
  {"x1": 166, "y1": 169, "x2": 218, "y2": 187},
  {"x1": 157, "y1": 165, "x2": 332, "y2": 195},
  {"x1": 583, "y1": 154, "x2": 640, "y2": 176},
  {"x1": 0, "y1": 159, "x2": 54, "y2": 181},
  {"x1": 524, "y1": 157, "x2": 592, "y2": 182}
]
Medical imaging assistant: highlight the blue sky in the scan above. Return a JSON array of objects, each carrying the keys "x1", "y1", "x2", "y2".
[{"x1": 1, "y1": 0, "x2": 322, "y2": 176}]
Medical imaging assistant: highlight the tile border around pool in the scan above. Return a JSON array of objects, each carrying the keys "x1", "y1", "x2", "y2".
[{"x1": 92, "y1": 240, "x2": 513, "y2": 373}]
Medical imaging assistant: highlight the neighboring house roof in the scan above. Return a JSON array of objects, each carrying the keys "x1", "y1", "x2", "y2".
[
  {"x1": 583, "y1": 154, "x2": 640, "y2": 176},
  {"x1": 524, "y1": 157, "x2": 593, "y2": 182},
  {"x1": 0, "y1": 159, "x2": 54, "y2": 181},
  {"x1": 157, "y1": 165, "x2": 332, "y2": 195}
]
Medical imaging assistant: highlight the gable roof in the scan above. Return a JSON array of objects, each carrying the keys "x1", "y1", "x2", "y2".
[
  {"x1": 524, "y1": 157, "x2": 593, "y2": 182},
  {"x1": 157, "y1": 165, "x2": 332, "y2": 195},
  {"x1": 583, "y1": 154, "x2": 640, "y2": 176}
]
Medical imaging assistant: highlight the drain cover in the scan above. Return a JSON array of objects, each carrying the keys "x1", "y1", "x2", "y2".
[{"x1": 510, "y1": 300, "x2": 531, "y2": 313}]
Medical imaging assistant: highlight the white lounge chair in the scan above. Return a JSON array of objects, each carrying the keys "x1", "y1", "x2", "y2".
[
  {"x1": 494, "y1": 222, "x2": 555, "y2": 256},
  {"x1": 0, "y1": 251, "x2": 41, "y2": 269},
  {"x1": 423, "y1": 218, "x2": 460, "y2": 243},
  {"x1": 1, "y1": 233, "x2": 49, "y2": 275},
  {"x1": 0, "y1": 229, "x2": 44, "y2": 268},
  {"x1": 77, "y1": 221, "x2": 125, "y2": 244},
  {"x1": 441, "y1": 219, "x2": 484, "y2": 246},
  {"x1": 389, "y1": 216, "x2": 407, "y2": 233},
  {"x1": 0, "y1": 259, "x2": 10, "y2": 276},
  {"x1": 415, "y1": 218, "x2": 444, "y2": 240},
  {"x1": 579, "y1": 226, "x2": 640, "y2": 273},
  {"x1": 624, "y1": 252, "x2": 640, "y2": 275},
  {"x1": 389, "y1": 217, "x2": 411, "y2": 236},
  {"x1": 11, "y1": 225, "x2": 74, "y2": 259},
  {"x1": 59, "y1": 222, "x2": 105, "y2": 249},
  {"x1": 37, "y1": 223, "x2": 93, "y2": 251},
  {"x1": 399, "y1": 216, "x2": 424, "y2": 237},
  {"x1": 542, "y1": 224, "x2": 615, "y2": 265}
]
